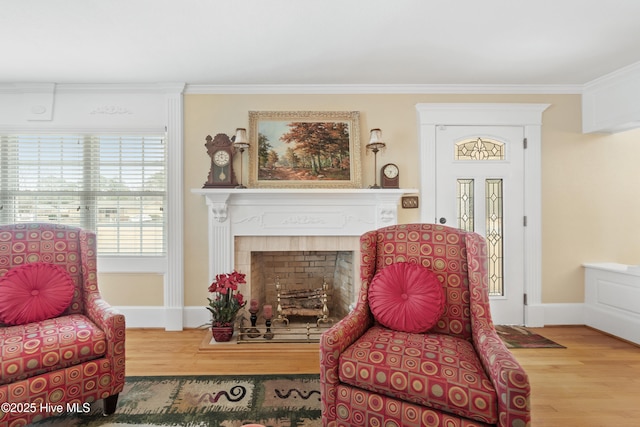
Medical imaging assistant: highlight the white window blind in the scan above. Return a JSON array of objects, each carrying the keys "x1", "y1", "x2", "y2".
[{"x1": 0, "y1": 134, "x2": 166, "y2": 256}]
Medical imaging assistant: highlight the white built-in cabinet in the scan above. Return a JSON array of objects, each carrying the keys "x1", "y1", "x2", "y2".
[{"x1": 583, "y1": 263, "x2": 640, "y2": 345}]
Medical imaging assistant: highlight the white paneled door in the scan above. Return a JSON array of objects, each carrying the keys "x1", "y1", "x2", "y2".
[{"x1": 435, "y1": 125, "x2": 525, "y2": 325}]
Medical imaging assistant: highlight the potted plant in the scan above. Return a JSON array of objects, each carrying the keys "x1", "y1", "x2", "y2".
[{"x1": 206, "y1": 270, "x2": 247, "y2": 342}]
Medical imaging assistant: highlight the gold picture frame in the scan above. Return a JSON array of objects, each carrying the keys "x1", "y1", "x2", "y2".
[{"x1": 248, "y1": 111, "x2": 361, "y2": 188}]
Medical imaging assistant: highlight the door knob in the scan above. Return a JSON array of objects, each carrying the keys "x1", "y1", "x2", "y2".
[{"x1": 439, "y1": 217, "x2": 447, "y2": 224}]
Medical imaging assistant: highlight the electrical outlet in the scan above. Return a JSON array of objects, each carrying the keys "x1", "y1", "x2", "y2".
[{"x1": 401, "y1": 196, "x2": 419, "y2": 209}]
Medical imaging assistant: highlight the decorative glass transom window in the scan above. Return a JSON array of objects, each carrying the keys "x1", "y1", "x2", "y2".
[{"x1": 455, "y1": 137, "x2": 505, "y2": 160}]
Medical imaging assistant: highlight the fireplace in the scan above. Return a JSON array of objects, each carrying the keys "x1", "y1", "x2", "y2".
[
  {"x1": 192, "y1": 188, "x2": 410, "y2": 337},
  {"x1": 239, "y1": 238, "x2": 356, "y2": 324}
]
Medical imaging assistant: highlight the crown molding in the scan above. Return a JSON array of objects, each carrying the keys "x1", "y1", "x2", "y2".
[
  {"x1": 583, "y1": 60, "x2": 640, "y2": 90},
  {"x1": 4, "y1": 83, "x2": 55, "y2": 93},
  {"x1": 1, "y1": 82, "x2": 583, "y2": 95},
  {"x1": 185, "y1": 83, "x2": 584, "y2": 95},
  {"x1": 0, "y1": 126, "x2": 165, "y2": 134},
  {"x1": 0, "y1": 83, "x2": 186, "y2": 94},
  {"x1": 55, "y1": 83, "x2": 186, "y2": 94}
]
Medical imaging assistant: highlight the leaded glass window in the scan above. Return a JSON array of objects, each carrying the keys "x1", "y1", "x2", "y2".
[
  {"x1": 457, "y1": 179, "x2": 474, "y2": 232},
  {"x1": 486, "y1": 179, "x2": 503, "y2": 296},
  {"x1": 455, "y1": 137, "x2": 505, "y2": 160},
  {"x1": 455, "y1": 177, "x2": 505, "y2": 297}
]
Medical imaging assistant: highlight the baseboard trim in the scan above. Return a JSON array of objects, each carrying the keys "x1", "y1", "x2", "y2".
[
  {"x1": 184, "y1": 306, "x2": 210, "y2": 329},
  {"x1": 526, "y1": 303, "x2": 585, "y2": 326},
  {"x1": 115, "y1": 306, "x2": 166, "y2": 328},
  {"x1": 114, "y1": 306, "x2": 209, "y2": 330},
  {"x1": 585, "y1": 305, "x2": 640, "y2": 345}
]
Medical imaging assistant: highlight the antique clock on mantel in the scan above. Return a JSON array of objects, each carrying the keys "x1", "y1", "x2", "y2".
[
  {"x1": 203, "y1": 133, "x2": 238, "y2": 188},
  {"x1": 380, "y1": 163, "x2": 399, "y2": 189}
]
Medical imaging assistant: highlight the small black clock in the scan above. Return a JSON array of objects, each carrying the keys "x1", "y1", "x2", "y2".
[
  {"x1": 203, "y1": 133, "x2": 238, "y2": 188},
  {"x1": 381, "y1": 163, "x2": 399, "y2": 189}
]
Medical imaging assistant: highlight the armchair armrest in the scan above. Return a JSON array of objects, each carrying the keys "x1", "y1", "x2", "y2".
[
  {"x1": 86, "y1": 296, "x2": 126, "y2": 348},
  {"x1": 320, "y1": 300, "x2": 373, "y2": 373},
  {"x1": 465, "y1": 232, "x2": 530, "y2": 426},
  {"x1": 85, "y1": 296, "x2": 126, "y2": 391},
  {"x1": 473, "y1": 318, "x2": 530, "y2": 427},
  {"x1": 320, "y1": 296, "x2": 374, "y2": 426},
  {"x1": 78, "y1": 228, "x2": 125, "y2": 359}
]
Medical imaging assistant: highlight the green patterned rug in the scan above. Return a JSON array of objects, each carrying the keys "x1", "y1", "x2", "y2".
[{"x1": 32, "y1": 374, "x2": 321, "y2": 427}]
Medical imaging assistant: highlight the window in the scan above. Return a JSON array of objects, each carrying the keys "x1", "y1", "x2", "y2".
[
  {"x1": 455, "y1": 176, "x2": 504, "y2": 297},
  {"x1": 455, "y1": 137, "x2": 505, "y2": 160},
  {"x1": 0, "y1": 134, "x2": 166, "y2": 256}
]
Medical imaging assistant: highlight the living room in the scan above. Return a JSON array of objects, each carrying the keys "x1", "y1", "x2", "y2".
[{"x1": 2, "y1": 1, "x2": 640, "y2": 426}]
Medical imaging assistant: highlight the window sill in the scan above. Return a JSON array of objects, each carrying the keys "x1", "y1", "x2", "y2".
[{"x1": 97, "y1": 256, "x2": 167, "y2": 274}]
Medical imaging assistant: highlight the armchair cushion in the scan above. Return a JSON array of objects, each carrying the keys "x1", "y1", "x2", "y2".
[
  {"x1": 369, "y1": 262, "x2": 445, "y2": 333},
  {"x1": 338, "y1": 325, "x2": 498, "y2": 424},
  {"x1": 0, "y1": 314, "x2": 107, "y2": 385},
  {"x1": 0, "y1": 262, "x2": 75, "y2": 326}
]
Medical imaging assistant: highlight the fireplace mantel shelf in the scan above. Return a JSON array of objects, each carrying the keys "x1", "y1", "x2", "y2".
[
  {"x1": 192, "y1": 188, "x2": 417, "y2": 218},
  {"x1": 191, "y1": 187, "x2": 417, "y2": 197}
]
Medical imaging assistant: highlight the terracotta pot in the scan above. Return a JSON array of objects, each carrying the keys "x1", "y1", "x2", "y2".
[{"x1": 211, "y1": 325, "x2": 234, "y2": 342}]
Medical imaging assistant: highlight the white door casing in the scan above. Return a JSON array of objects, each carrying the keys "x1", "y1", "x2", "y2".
[{"x1": 416, "y1": 103, "x2": 549, "y2": 327}]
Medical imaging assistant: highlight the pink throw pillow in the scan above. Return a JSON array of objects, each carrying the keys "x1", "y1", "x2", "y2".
[
  {"x1": 0, "y1": 262, "x2": 75, "y2": 326},
  {"x1": 369, "y1": 262, "x2": 445, "y2": 333}
]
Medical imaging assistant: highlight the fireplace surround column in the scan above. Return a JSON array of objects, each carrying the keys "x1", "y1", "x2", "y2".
[{"x1": 199, "y1": 191, "x2": 234, "y2": 282}]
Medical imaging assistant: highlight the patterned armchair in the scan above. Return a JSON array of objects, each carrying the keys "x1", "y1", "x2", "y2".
[
  {"x1": 0, "y1": 223, "x2": 125, "y2": 426},
  {"x1": 320, "y1": 224, "x2": 530, "y2": 427}
]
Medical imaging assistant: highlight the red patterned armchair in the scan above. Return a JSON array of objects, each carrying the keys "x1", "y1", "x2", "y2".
[
  {"x1": 320, "y1": 224, "x2": 530, "y2": 427},
  {"x1": 0, "y1": 223, "x2": 125, "y2": 426}
]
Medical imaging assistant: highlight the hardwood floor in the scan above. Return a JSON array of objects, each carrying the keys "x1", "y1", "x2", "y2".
[
  {"x1": 513, "y1": 326, "x2": 640, "y2": 426},
  {"x1": 125, "y1": 327, "x2": 320, "y2": 376},
  {"x1": 125, "y1": 326, "x2": 640, "y2": 426}
]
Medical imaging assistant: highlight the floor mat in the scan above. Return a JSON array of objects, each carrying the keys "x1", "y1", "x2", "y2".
[{"x1": 496, "y1": 325, "x2": 565, "y2": 348}]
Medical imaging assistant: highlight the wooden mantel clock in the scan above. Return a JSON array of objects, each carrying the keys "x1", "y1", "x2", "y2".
[
  {"x1": 380, "y1": 163, "x2": 399, "y2": 189},
  {"x1": 203, "y1": 133, "x2": 238, "y2": 188}
]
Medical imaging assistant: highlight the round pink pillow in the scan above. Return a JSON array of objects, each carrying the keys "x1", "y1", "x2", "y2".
[
  {"x1": 369, "y1": 262, "x2": 445, "y2": 333},
  {"x1": 0, "y1": 262, "x2": 75, "y2": 326}
]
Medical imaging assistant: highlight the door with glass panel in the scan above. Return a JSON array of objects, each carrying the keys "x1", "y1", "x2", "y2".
[{"x1": 436, "y1": 125, "x2": 525, "y2": 325}]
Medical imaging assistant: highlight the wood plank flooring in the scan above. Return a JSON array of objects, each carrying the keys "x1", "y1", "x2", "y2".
[{"x1": 125, "y1": 326, "x2": 640, "y2": 426}]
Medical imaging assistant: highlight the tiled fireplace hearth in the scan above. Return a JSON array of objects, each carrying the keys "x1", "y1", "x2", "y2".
[{"x1": 192, "y1": 188, "x2": 413, "y2": 322}]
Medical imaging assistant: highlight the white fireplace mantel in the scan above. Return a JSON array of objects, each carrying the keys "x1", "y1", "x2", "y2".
[{"x1": 192, "y1": 188, "x2": 416, "y2": 281}]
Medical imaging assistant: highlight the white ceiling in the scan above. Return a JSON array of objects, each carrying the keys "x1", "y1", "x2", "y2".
[{"x1": 2, "y1": 0, "x2": 640, "y2": 88}]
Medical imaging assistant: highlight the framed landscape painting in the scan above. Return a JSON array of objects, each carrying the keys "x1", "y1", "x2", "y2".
[{"x1": 247, "y1": 111, "x2": 362, "y2": 188}]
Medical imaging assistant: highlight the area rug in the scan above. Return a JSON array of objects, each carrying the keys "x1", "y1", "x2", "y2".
[
  {"x1": 496, "y1": 325, "x2": 565, "y2": 348},
  {"x1": 32, "y1": 374, "x2": 321, "y2": 427}
]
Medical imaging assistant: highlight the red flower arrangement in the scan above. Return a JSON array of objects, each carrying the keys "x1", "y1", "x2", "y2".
[{"x1": 206, "y1": 270, "x2": 247, "y2": 327}]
